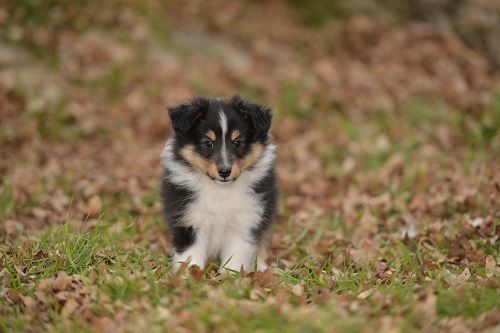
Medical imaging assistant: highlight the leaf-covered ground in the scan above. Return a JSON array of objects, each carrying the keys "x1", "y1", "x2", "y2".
[{"x1": 1, "y1": 1, "x2": 499, "y2": 332}]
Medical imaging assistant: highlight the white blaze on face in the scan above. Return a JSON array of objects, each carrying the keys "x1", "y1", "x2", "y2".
[{"x1": 219, "y1": 110, "x2": 230, "y2": 167}]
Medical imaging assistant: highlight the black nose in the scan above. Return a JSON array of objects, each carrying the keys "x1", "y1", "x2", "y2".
[{"x1": 218, "y1": 167, "x2": 231, "y2": 178}]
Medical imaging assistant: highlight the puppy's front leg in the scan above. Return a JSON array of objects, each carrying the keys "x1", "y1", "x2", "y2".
[
  {"x1": 220, "y1": 236, "x2": 258, "y2": 272},
  {"x1": 172, "y1": 237, "x2": 208, "y2": 270}
]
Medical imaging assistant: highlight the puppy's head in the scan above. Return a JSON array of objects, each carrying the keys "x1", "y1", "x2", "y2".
[{"x1": 167, "y1": 96, "x2": 272, "y2": 183}]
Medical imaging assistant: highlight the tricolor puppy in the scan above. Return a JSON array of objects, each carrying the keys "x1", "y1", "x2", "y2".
[{"x1": 161, "y1": 96, "x2": 277, "y2": 271}]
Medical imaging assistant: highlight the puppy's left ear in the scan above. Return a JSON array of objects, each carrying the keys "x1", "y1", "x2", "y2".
[
  {"x1": 231, "y1": 95, "x2": 272, "y2": 140},
  {"x1": 167, "y1": 97, "x2": 209, "y2": 135}
]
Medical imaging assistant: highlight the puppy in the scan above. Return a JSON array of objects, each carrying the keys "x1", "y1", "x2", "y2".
[{"x1": 161, "y1": 95, "x2": 277, "y2": 271}]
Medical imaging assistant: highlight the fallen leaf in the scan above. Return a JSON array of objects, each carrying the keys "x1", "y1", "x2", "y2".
[
  {"x1": 61, "y1": 298, "x2": 79, "y2": 318},
  {"x1": 380, "y1": 153, "x2": 404, "y2": 179},
  {"x1": 188, "y1": 265, "x2": 203, "y2": 281},
  {"x1": 291, "y1": 284, "x2": 304, "y2": 297},
  {"x1": 14, "y1": 266, "x2": 26, "y2": 277},
  {"x1": 357, "y1": 288, "x2": 374, "y2": 300},
  {"x1": 87, "y1": 195, "x2": 102, "y2": 217},
  {"x1": 250, "y1": 269, "x2": 280, "y2": 288},
  {"x1": 444, "y1": 267, "x2": 471, "y2": 286},
  {"x1": 21, "y1": 295, "x2": 37, "y2": 313},
  {"x1": 33, "y1": 249, "x2": 47, "y2": 260},
  {"x1": 0, "y1": 268, "x2": 11, "y2": 287},
  {"x1": 52, "y1": 271, "x2": 71, "y2": 291},
  {"x1": 156, "y1": 306, "x2": 171, "y2": 320},
  {"x1": 485, "y1": 255, "x2": 499, "y2": 278},
  {"x1": 350, "y1": 239, "x2": 381, "y2": 265},
  {"x1": 4, "y1": 220, "x2": 24, "y2": 235},
  {"x1": 55, "y1": 291, "x2": 74, "y2": 301},
  {"x1": 249, "y1": 288, "x2": 264, "y2": 300},
  {"x1": 5, "y1": 289, "x2": 22, "y2": 305},
  {"x1": 468, "y1": 217, "x2": 484, "y2": 228},
  {"x1": 31, "y1": 208, "x2": 50, "y2": 221},
  {"x1": 416, "y1": 290, "x2": 437, "y2": 321},
  {"x1": 93, "y1": 316, "x2": 117, "y2": 333},
  {"x1": 351, "y1": 211, "x2": 378, "y2": 243},
  {"x1": 409, "y1": 193, "x2": 427, "y2": 212}
]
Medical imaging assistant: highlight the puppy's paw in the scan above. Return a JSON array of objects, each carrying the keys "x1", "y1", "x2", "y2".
[{"x1": 257, "y1": 260, "x2": 269, "y2": 271}]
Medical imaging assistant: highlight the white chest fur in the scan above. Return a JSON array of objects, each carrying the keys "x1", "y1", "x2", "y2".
[
  {"x1": 161, "y1": 138, "x2": 276, "y2": 270},
  {"x1": 184, "y1": 178, "x2": 264, "y2": 258}
]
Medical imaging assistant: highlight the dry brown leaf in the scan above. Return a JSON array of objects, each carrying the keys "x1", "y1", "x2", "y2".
[
  {"x1": 5, "y1": 289, "x2": 22, "y2": 305},
  {"x1": 55, "y1": 291, "x2": 75, "y2": 301},
  {"x1": 380, "y1": 153, "x2": 405, "y2": 179},
  {"x1": 415, "y1": 290, "x2": 437, "y2": 323},
  {"x1": 171, "y1": 260, "x2": 190, "y2": 284},
  {"x1": 188, "y1": 265, "x2": 203, "y2": 281},
  {"x1": 0, "y1": 268, "x2": 11, "y2": 287},
  {"x1": 409, "y1": 193, "x2": 428, "y2": 212},
  {"x1": 249, "y1": 288, "x2": 264, "y2": 300},
  {"x1": 21, "y1": 295, "x2": 37, "y2": 313},
  {"x1": 4, "y1": 220, "x2": 24, "y2": 236},
  {"x1": 52, "y1": 271, "x2": 71, "y2": 291},
  {"x1": 291, "y1": 284, "x2": 304, "y2": 297},
  {"x1": 31, "y1": 208, "x2": 50, "y2": 221},
  {"x1": 350, "y1": 239, "x2": 381, "y2": 265},
  {"x1": 351, "y1": 211, "x2": 378, "y2": 243},
  {"x1": 250, "y1": 269, "x2": 280, "y2": 288},
  {"x1": 379, "y1": 315, "x2": 402, "y2": 333},
  {"x1": 485, "y1": 255, "x2": 499, "y2": 278},
  {"x1": 444, "y1": 267, "x2": 471, "y2": 286},
  {"x1": 357, "y1": 288, "x2": 374, "y2": 300},
  {"x1": 468, "y1": 217, "x2": 485, "y2": 228},
  {"x1": 93, "y1": 316, "x2": 117, "y2": 333},
  {"x1": 33, "y1": 249, "x2": 46, "y2": 260},
  {"x1": 87, "y1": 195, "x2": 102, "y2": 217},
  {"x1": 368, "y1": 193, "x2": 392, "y2": 211},
  {"x1": 14, "y1": 266, "x2": 26, "y2": 277},
  {"x1": 61, "y1": 298, "x2": 79, "y2": 318}
]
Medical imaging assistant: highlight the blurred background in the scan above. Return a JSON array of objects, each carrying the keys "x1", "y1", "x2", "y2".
[
  {"x1": 1, "y1": 1, "x2": 500, "y2": 331},
  {"x1": 1, "y1": 0, "x2": 499, "y2": 245}
]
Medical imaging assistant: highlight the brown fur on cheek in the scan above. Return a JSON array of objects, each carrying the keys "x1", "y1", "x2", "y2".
[
  {"x1": 179, "y1": 146, "x2": 213, "y2": 176},
  {"x1": 232, "y1": 162, "x2": 241, "y2": 179},
  {"x1": 207, "y1": 162, "x2": 219, "y2": 179},
  {"x1": 233, "y1": 143, "x2": 264, "y2": 176}
]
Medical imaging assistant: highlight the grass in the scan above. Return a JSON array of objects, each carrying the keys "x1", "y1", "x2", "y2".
[
  {"x1": 0, "y1": 181, "x2": 15, "y2": 222},
  {"x1": 1, "y1": 188, "x2": 498, "y2": 332},
  {"x1": 287, "y1": 0, "x2": 342, "y2": 27},
  {"x1": 437, "y1": 288, "x2": 500, "y2": 319},
  {"x1": 3, "y1": 97, "x2": 497, "y2": 332}
]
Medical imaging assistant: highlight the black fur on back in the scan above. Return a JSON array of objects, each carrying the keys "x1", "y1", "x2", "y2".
[
  {"x1": 251, "y1": 168, "x2": 278, "y2": 241},
  {"x1": 160, "y1": 170, "x2": 196, "y2": 253}
]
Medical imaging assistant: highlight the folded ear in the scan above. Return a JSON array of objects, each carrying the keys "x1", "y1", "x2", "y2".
[
  {"x1": 167, "y1": 97, "x2": 209, "y2": 135},
  {"x1": 231, "y1": 95, "x2": 272, "y2": 140}
]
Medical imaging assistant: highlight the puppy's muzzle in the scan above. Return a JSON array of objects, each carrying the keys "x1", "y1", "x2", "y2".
[{"x1": 218, "y1": 167, "x2": 231, "y2": 179}]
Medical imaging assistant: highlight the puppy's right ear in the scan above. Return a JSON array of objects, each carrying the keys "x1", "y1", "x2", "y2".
[{"x1": 167, "y1": 97, "x2": 209, "y2": 135}]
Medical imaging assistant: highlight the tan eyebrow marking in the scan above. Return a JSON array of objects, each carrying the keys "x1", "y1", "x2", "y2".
[
  {"x1": 207, "y1": 130, "x2": 216, "y2": 141},
  {"x1": 231, "y1": 130, "x2": 241, "y2": 141}
]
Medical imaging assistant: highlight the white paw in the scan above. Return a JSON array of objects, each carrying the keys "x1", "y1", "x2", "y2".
[{"x1": 257, "y1": 260, "x2": 269, "y2": 271}]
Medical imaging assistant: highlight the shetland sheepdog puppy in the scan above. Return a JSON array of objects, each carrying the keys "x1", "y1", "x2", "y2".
[{"x1": 161, "y1": 96, "x2": 277, "y2": 271}]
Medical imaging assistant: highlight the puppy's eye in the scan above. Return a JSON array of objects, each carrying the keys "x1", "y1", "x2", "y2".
[
  {"x1": 233, "y1": 140, "x2": 244, "y2": 148},
  {"x1": 202, "y1": 140, "x2": 214, "y2": 149}
]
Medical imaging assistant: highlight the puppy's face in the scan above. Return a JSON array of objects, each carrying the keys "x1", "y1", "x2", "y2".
[{"x1": 168, "y1": 96, "x2": 272, "y2": 183}]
